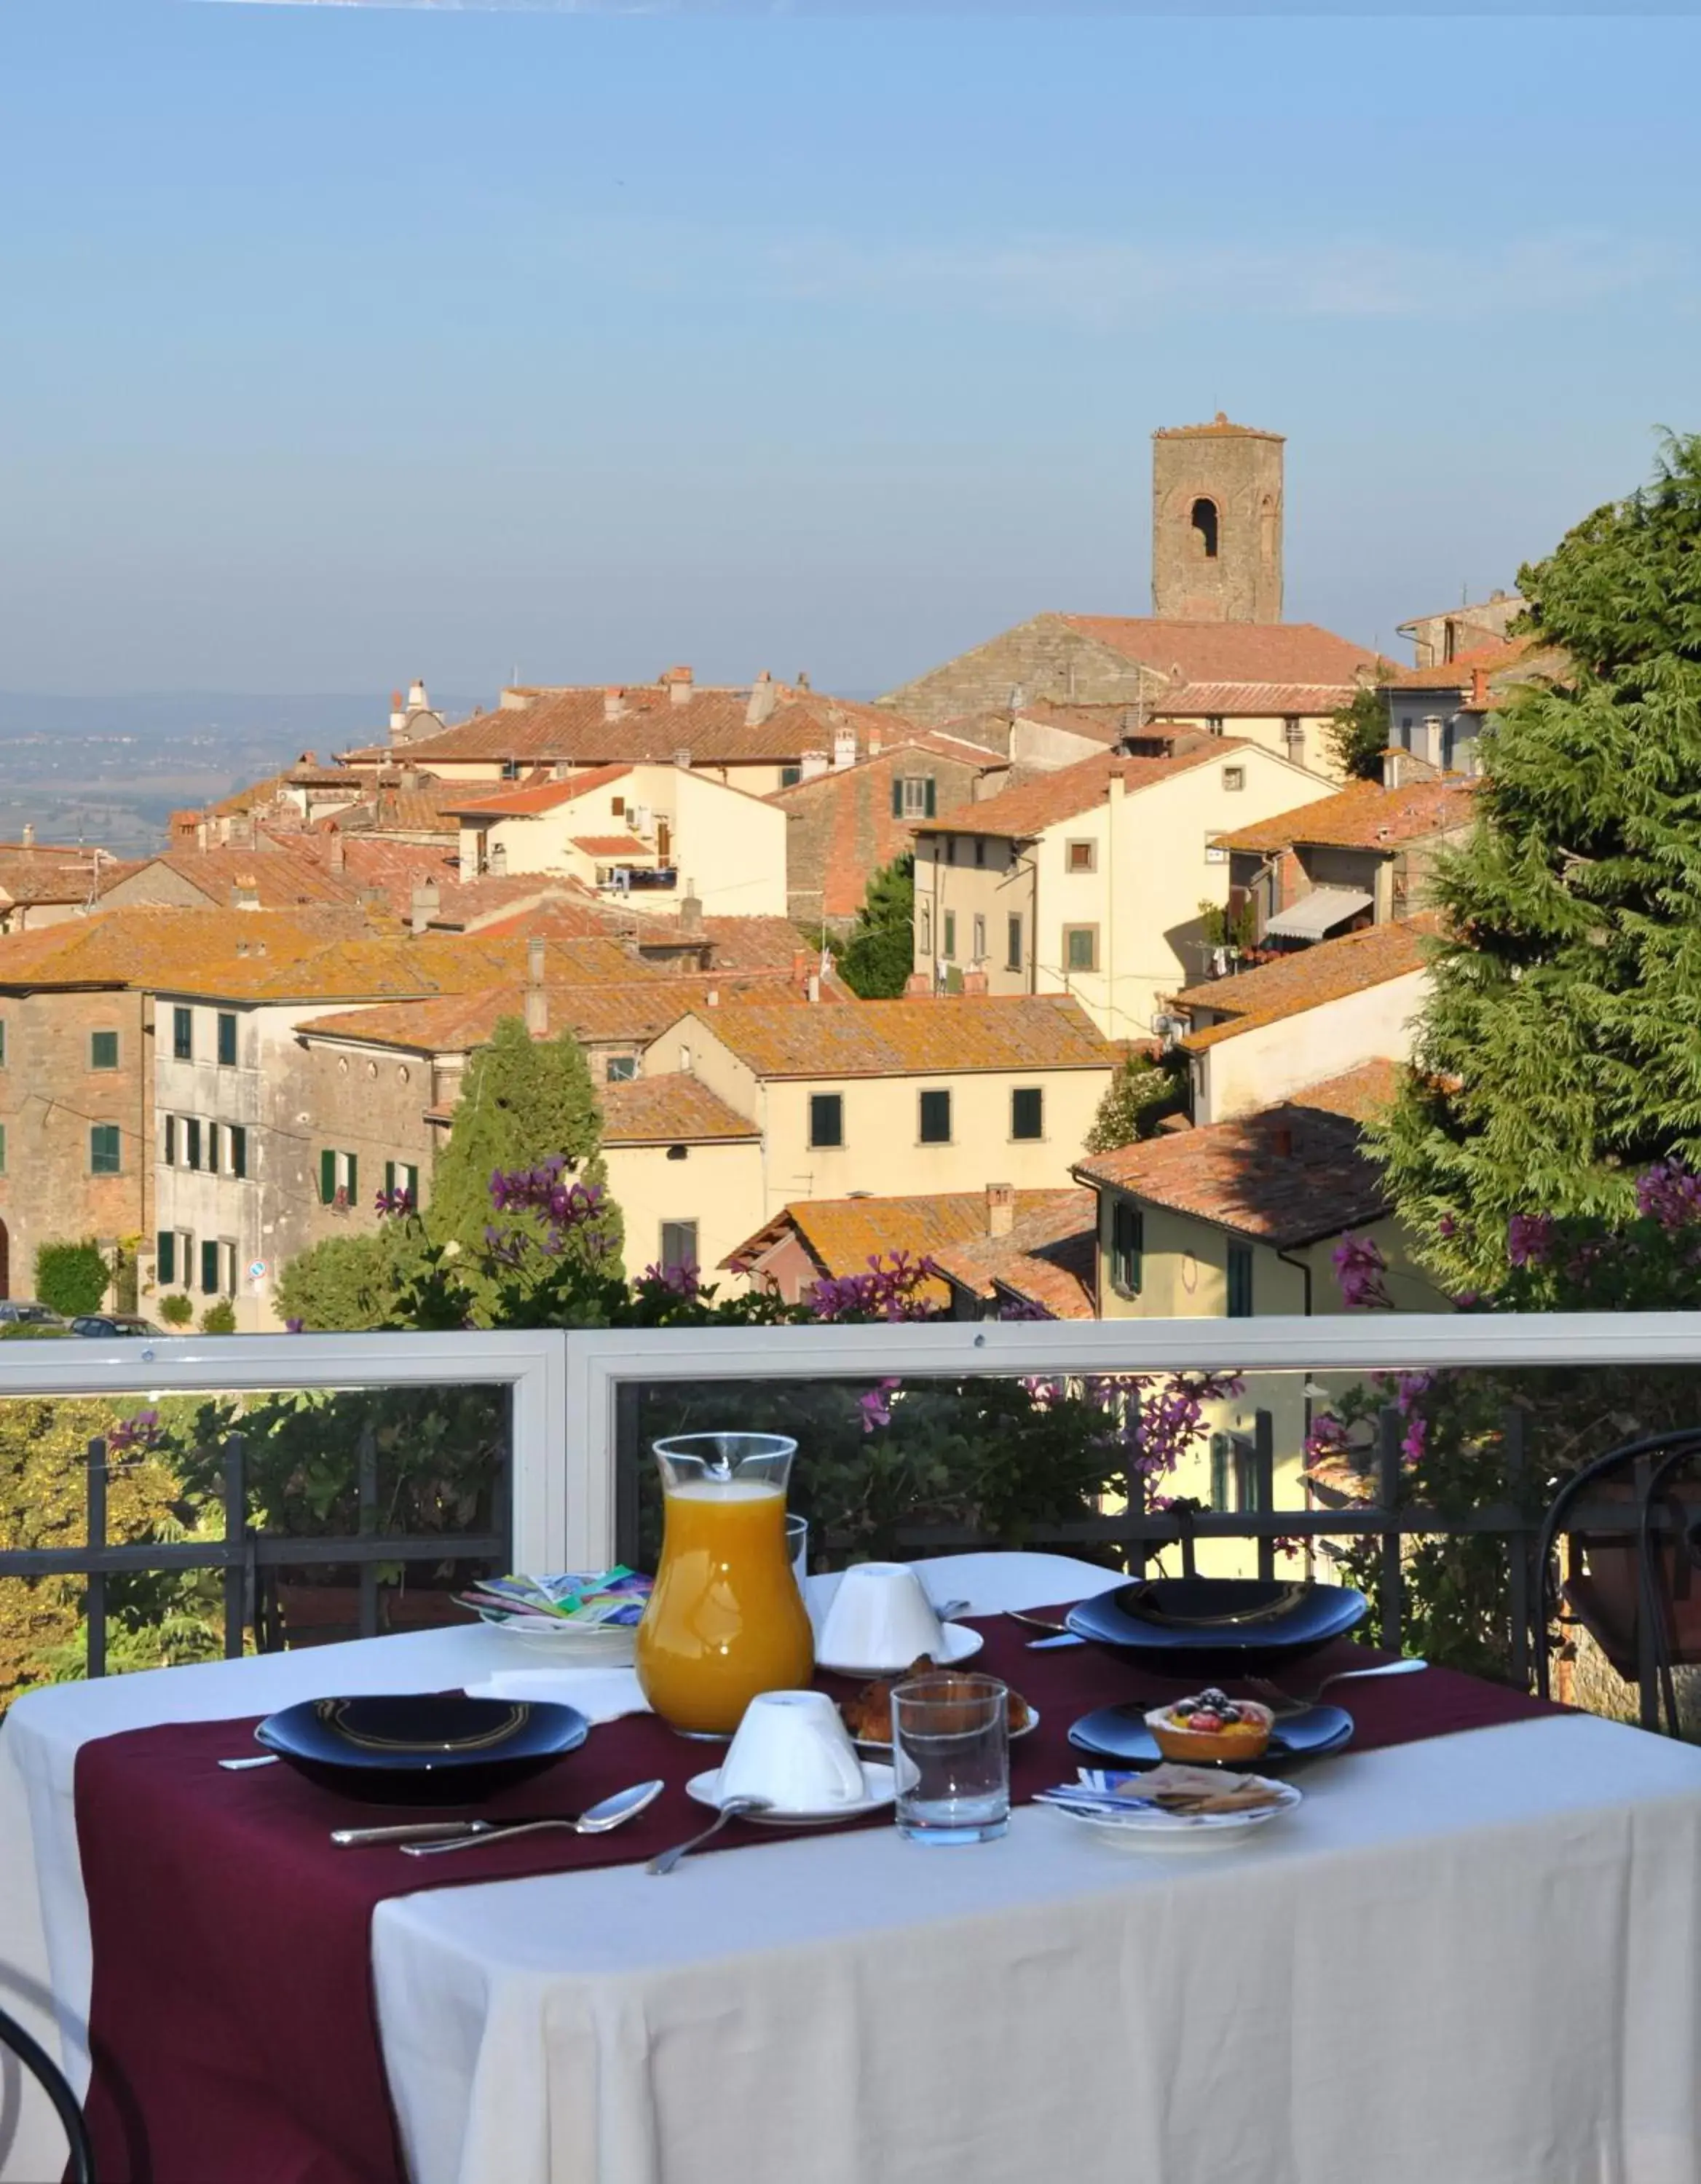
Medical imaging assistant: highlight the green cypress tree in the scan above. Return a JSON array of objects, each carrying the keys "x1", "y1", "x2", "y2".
[
  {"x1": 1377, "y1": 433, "x2": 1701, "y2": 1288},
  {"x1": 837, "y1": 854, "x2": 916, "y2": 998},
  {"x1": 428, "y1": 1016, "x2": 624, "y2": 1274},
  {"x1": 1325, "y1": 674, "x2": 1393, "y2": 782}
]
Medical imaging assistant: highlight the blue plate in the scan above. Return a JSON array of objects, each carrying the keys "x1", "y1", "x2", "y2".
[
  {"x1": 1067, "y1": 1701, "x2": 1354, "y2": 1771},
  {"x1": 1065, "y1": 1578, "x2": 1367, "y2": 1673},
  {"x1": 255, "y1": 1693, "x2": 591, "y2": 1805}
]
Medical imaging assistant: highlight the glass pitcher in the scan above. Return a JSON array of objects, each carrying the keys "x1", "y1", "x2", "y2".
[{"x1": 635, "y1": 1433, "x2": 816, "y2": 1736}]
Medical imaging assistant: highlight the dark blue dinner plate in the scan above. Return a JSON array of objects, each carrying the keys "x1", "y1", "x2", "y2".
[
  {"x1": 1067, "y1": 1701, "x2": 1354, "y2": 1771},
  {"x1": 1065, "y1": 1577, "x2": 1367, "y2": 1672},
  {"x1": 255, "y1": 1693, "x2": 591, "y2": 1805}
]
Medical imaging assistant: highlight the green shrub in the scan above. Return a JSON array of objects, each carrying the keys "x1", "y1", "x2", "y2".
[
  {"x1": 0, "y1": 1324, "x2": 73, "y2": 1340},
  {"x1": 158, "y1": 1294, "x2": 194, "y2": 1328},
  {"x1": 34, "y1": 1241, "x2": 111, "y2": 1318},
  {"x1": 200, "y1": 1299, "x2": 237, "y2": 1335}
]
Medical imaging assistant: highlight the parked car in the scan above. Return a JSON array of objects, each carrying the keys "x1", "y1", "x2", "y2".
[
  {"x1": 0, "y1": 1301, "x2": 66, "y2": 1326},
  {"x1": 68, "y1": 1314, "x2": 165, "y2": 1339}
]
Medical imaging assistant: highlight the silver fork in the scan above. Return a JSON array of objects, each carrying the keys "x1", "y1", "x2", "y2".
[
  {"x1": 646, "y1": 1797, "x2": 771, "y2": 1875},
  {"x1": 1247, "y1": 1658, "x2": 1429, "y2": 1717}
]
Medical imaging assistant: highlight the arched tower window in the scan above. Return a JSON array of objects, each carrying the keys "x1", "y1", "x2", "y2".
[{"x1": 1191, "y1": 498, "x2": 1219, "y2": 559}]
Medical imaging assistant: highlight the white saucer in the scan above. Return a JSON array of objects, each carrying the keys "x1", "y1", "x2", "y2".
[
  {"x1": 854, "y1": 1706, "x2": 1038, "y2": 1752},
  {"x1": 815, "y1": 1622, "x2": 985, "y2": 1677},
  {"x1": 1040, "y1": 1769, "x2": 1301, "y2": 1851},
  {"x1": 472, "y1": 1610, "x2": 639, "y2": 1664},
  {"x1": 685, "y1": 1762, "x2": 896, "y2": 1825}
]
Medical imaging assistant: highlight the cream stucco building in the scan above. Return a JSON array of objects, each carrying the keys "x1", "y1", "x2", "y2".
[{"x1": 909, "y1": 740, "x2": 1335, "y2": 1047}]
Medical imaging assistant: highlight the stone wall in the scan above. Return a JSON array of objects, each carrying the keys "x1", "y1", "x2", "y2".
[
  {"x1": 879, "y1": 617, "x2": 1156, "y2": 730},
  {"x1": 1151, "y1": 425, "x2": 1284, "y2": 622}
]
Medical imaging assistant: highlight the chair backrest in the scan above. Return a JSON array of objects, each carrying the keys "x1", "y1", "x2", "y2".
[{"x1": 0, "y1": 2003, "x2": 96, "y2": 2184}]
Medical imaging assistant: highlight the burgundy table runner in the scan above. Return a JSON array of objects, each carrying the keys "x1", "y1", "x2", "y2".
[{"x1": 74, "y1": 1613, "x2": 1563, "y2": 2184}]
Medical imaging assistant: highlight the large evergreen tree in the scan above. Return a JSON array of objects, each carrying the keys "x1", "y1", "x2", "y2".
[
  {"x1": 1325, "y1": 674, "x2": 1392, "y2": 782},
  {"x1": 837, "y1": 852, "x2": 916, "y2": 998},
  {"x1": 428, "y1": 1016, "x2": 623, "y2": 1274},
  {"x1": 1377, "y1": 433, "x2": 1701, "y2": 1289}
]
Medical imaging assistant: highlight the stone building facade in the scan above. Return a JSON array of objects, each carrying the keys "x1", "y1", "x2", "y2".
[{"x1": 1151, "y1": 415, "x2": 1284, "y2": 622}]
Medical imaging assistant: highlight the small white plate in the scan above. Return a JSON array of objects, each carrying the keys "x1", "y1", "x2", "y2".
[
  {"x1": 1040, "y1": 1768, "x2": 1301, "y2": 1851},
  {"x1": 685, "y1": 1762, "x2": 896, "y2": 1826},
  {"x1": 471, "y1": 1609, "x2": 639, "y2": 1664},
  {"x1": 853, "y1": 1706, "x2": 1038, "y2": 1752},
  {"x1": 815, "y1": 1622, "x2": 984, "y2": 1677}
]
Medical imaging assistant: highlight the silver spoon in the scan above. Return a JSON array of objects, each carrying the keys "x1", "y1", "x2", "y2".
[
  {"x1": 399, "y1": 1779, "x2": 666, "y2": 1856},
  {"x1": 218, "y1": 1754, "x2": 280, "y2": 1771},
  {"x1": 1004, "y1": 1610, "x2": 1071, "y2": 1635},
  {"x1": 1248, "y1": 1658, "x2": 1429, "y2": 1717},
  {"x1": 646, "y1": 1796, "x2": 772, "y2": 1875}
]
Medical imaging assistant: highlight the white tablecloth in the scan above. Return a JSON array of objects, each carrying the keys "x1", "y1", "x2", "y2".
[{"x1": 7, "y1": 1552, "x2": 1701, "y2": 2184}]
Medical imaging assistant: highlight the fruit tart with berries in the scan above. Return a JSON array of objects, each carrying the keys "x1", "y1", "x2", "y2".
[{"x1": 1145, "y1": 1687, "x2": 1274, "y2": 1762}]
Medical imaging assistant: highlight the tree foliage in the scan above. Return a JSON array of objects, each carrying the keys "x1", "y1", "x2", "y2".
[
  {"x1": 837, "y1": 852, "x2": 915, "y2": 999},
  {"x1": 427, "y1": 1014, "x2": 622, "y2": 1287},
  {"x1": 275, "y1": 1227, "x2": 423, "y2": 1334},
  {"x1": 1083, "y1": 1053, "x2": 1185, "y2": 1154},
  {"x1": 1325, "y1": 676, "x2": 1392, "y2": 782},
  {"x1": 34, "y1": 1240, "x2": 111, "y2": 1317},
  {"x1": 1376, "y1": 433, "x2": 1701, "y2": 1290}
]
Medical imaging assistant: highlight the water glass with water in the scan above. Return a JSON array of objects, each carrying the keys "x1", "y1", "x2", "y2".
[{"x1": 891, "y1": 1673, "x2": 1009, "y2": 1845}]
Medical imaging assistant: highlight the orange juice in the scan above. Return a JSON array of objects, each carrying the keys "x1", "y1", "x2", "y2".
[{"x1": 635, "y1": 1481, "x2": 816, "y2": 1736}]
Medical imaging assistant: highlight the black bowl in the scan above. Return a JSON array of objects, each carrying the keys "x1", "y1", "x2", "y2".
[
  {"x1": 254, "y1": 1693, "x2": 591, "y2": 1805},
  {"x1": 1067, "y1": 1699, "x2": 1354, "y2": 1771},
  {"x1": 1065, "y1": 1577, "x2": 1367, "y2": 1674}
]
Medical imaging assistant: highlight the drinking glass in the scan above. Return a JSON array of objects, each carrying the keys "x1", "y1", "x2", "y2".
[{"x1": 891, "y1": 1673, "x2": 1009, "y2": 1845}]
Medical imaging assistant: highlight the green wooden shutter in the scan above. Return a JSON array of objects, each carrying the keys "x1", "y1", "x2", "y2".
[
  {"x1": 346, "y1": 1153, "x2": 358, "y2": 1203},
  {"x1": 320, "y1": 1149, "x2": 335, "y2": 1204},
  {"x1": 384, "y1": 1160, "x2": 396, "y2": 1196},
  {"x1": 891, "y1": 778, "x2": 904, "y2": 818},
  {"x1": 924, "y1": 777, "x2": 936, "y2": 818},
  {"x1": 157, "y1": 1231, "x2": 175, "y2": 1284},
  {"x1": 231, "y1": 1126, "x2": 247, "y2": 1179}
]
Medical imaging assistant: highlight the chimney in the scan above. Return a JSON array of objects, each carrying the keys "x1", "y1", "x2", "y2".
[
  {"x1": 904, "y1": 970, "x2": 931, "y2": 995},
  {"x1": 799, "y1": 749, "x2": 829, "y2": 783},
  {"x1": 986, "y1": 1182, "x2": 1016, "y2": 1238},
  {"x1": 527, "y1": 937, "x2": 546, "y2": 984},
  {"x1": 1469, "y1": 668, "x2": 1491, "y2": 708},
  {"x1": 832, "y1": 728, "x2": 857, "y2": 772},
  {"x1": 401, "y1": 764, "x2": 421, "y2": 791},
  {"x1": 807, "y1": 972, "x2": 821, "y2": 1004},
  {"x1": 230, "y1": 876, "x2": 261, "y2": 912},
  {"x1": 604, "y1": 687, "x2": 628, "y2": 721},
  {"x1": 961, "y1": 969, "x2": 990, "y2": 996},
  {"x1": 796, "y1": 670, "x2": 812, "y2": 692},
  {"x1": 674, "y1": 748, "x2": 692, "y2": 771},
  {"x1": 745, "y1": 671, "x2": 778, "y2": 728},
  {"x1": 390, "y1": 690, "x2": 406, "y2": 737},
  {"x1": 229, "y1": 812, "x2": 253, "y2": 849},
  {"x1": 525, "y1": 939, "x2": 548, "y2": 1036},
  {"x1": 411, "y1": 880, "x2": 440, "y2": 935},
  {"x1": 868, "y1": 730, "x2": 882, "y2": 756},
  {"x1": 327, "y1": 828, "x2": 345, "y2": 874},
  {"x1": 20, "y1": 823, "x2": 33, "y2": 850},
  {"x1": 408, "y1": 678, "x2": 428, "y2": 711},
  {"x1": 679, "y1": 886, "x2": 704, "y2": 937},
  {"x1": 668, "y1": 666, "x2": 694, "y2": 707},
  {"x1": 792, "y1": 950, "x2": 811, "y2": 987}
]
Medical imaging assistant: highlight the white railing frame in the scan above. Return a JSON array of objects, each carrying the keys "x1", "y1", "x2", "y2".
[
  {"x1": 0, "y1": 1331, "x2": 567, "y2": 1570},
  {"x1": 559, "y1": 1312, "x2": 1701, "y2": 1567},
  {"x1": 4, "y1": 1314, "x2": 1700, "y2": 1572}
]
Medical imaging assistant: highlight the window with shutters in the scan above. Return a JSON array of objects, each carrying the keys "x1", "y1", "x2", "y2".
[
  {"x1": 200, "y1": 1239, "x2": 220, "y2": 1296},
  {"x1": 90, "y1": 1031, "x2": 119, "y2": 1069},
  {"x1": 1110, "y1": 1200, "x2": 1143, "y2": 1296},
  {"x1": 173, "y1": 1007, "x2": 193, "y2": 1061},
  {"x1": 320, "y1": 1149, "x2": 359, "y2": 1206},
  {"x1": 809, "y1": 1093, "x2": 843, "y2": 1149},
  {"x1": 918, "y1": 901, "x2": 932, "y2": 957},
  {"x1": 894, "y1": 776, "x2": 935, "y2": 819},
  {"x1": 157, "y1": 1230, "x2": 175, "y2": 1285},
  {"x1": 660, "y1": 1220, "x2": 698, "y2": 1275},
  {"x1": 217, "y1": 1012, "x2": 238, "y2": 1065},
  {"x1": 1011, "y1": 1087, "x2": 1043, "y2": 1141},
  {"x1": 1226, "y1": 1242, "x2": 1255, "y2": 1318},
  {"x1": 230, "y1": 1125, "x2": 247, "y2": 1179},
  {"x1": 185, "y1": 1118, "x2": 202, "y2": 1171},
  {"x1": 1006, "y1": 914, "x2": 1023, "y2": 972},
  {"x1": 206, "y1": 1124, "x2": 221, "y2": 1174},
  {"x1": 1064, "y1": 925, "x2": 1099, "y2": 973},
  {"x1": 942, "y1": 910, "x2": 957, "y2": 961},
  {"x1": 918, "y1": 1089, "x2": 952, "y2": 1144},
  {"x1": 90, "y1": 1124, "x2": 121, "y2": 1176},
  {"x1": 972, "y1": 913, "x2": 986, "y2": 962}
]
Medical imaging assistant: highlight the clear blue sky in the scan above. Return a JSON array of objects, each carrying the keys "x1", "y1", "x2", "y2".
[{"x1": 2, "y1": 1, "x2": 1697, "y2": 700}]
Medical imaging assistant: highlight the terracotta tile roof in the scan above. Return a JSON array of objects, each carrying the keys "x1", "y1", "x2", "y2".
[
  {"x1": 1384, "y1": 637, "x2": 1546, "y2": 692},
  {"x1": 0, "y1": 852, "x2": 130, "y2": 906},
  {"x1": 600, "y1": 1074, "x2": 759, "y2": 1145},
  {"x1": 1175, "y1": 918, "x2": 1434, "y2": 1050},
  {"x1": 446, "y1": 766, "x2": 634, "y2": 819},
  {"x1": 572, "y1": 834, "x2": 652, "y2": 858},
  {"x1": 339, "y1": 686, "x2": 932, "y2": 772},
  {"x1": 769, "y1": 742, "x2": 995, "y2": 917},
  {"x1": 0, "y1": 904, "x2": 379, "y2": 994},
  {"x1": 339, "y1": 787, "x2": 463, "y2": 835},
  {"x1": 722, "y1": 1188, "x2": 1076, "y2": 1303},
  {"x1": 1153, "y1": 414, "x2": 1283, "y2": 440},
  {"x1": 931, "y1": 1190, "x2": 1099, "y2": 1319},
  {"x1": 108, "y1": 845, "x2": 363, "y2": 909},
  {"x1": 910, "y1": 743, "x2": 1246, "y2": 842},
  {"x1": 1059, "y1": 617, "x2": 1385, "y2": 689},
  {"x1": 1153, "y1": 682, "x2": 1371, "y2": 717},
  {"x1": 1218, "y1": 779, "x2": 1477, "y2": 855},
  {"x1": 1073, "y1": 1066, "x2": 1397, "y2": 1246},
  {"x1": 682, "y1": 994, "x2": 1113, "y2": 1078}
]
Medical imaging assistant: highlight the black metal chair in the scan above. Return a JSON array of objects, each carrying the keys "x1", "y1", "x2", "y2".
[
  {"x1": 1534, "y1": 1427, "x2": 1701, "y2": 1737},
  {"x1": 0, "y1": 2002, "x2": 95, "y2": 2183}
]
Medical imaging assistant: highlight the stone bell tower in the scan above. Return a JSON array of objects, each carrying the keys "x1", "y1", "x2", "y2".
[{"x1": 1151, "y1": 414, "x2": 1284, "y2": 622}]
